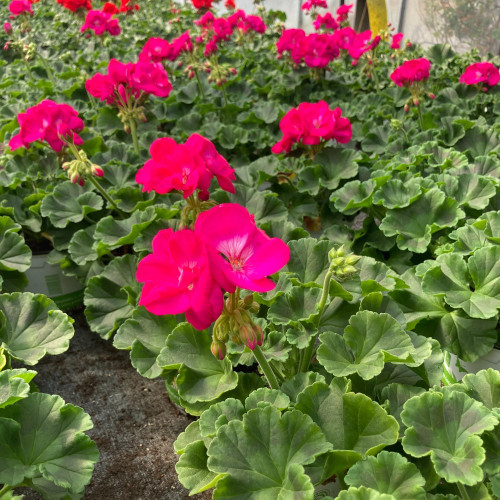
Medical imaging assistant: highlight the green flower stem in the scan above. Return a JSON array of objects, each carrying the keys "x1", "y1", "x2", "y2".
[
  {"x1": 221, "y1": 85, "x2": 229, "y2": 107},
  {"x1": 299, "y1": 270, "x2": 333, "y2": 373},
  {"x1": 88, "y1": 176, "x2": 125, "y2": 217},
  {"x1": 371, "y1": 66, "x2": 380, "y2": 92},
  {"x1": 253, "y1": 344, "x2": 280, "y2": 390},
  {"x1": 337, "y1": 471, "x2": 347, "y2": 490},
  {"x1": 4, "y1": 351, "x2": 12, "y2": 370},
  {"x1": 416, "y1": 104, "x2": 425, "y2": 131},
  {"x1": 457, "y1": 483, "x2": 471, "y2": 500},
  {"x1": 38, "y1": 53, "x2": 56, "y2": 87},
  {"x1": 128, "y1": 117, "x2": 140, "y2": 155},
  {"x1": 194, "y1": 70, "x2": 205, "y2": 99},
  {"x1": 0, "y1": 484, "x2": 13, "y2": 496}
]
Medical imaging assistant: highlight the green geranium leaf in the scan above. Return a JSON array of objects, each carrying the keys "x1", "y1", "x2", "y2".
[
  {"x1": 268, "y1": 286, "x2": 321, "y2": 326},
  {"x1": 199, "y1": 398, "x2": 245, "y2": 438},
  {"x1": 441, "y1": 174, "x2": 496, "y2": 211},
  {"x1": 422, "y1": 247, "x2": 500, "y2": 319},
  {"x1": 113, "y1": 308, "x2": 179, "y2": 379},
  {"x1": 40, "y1": 181, "x2": 103, "y2": 228},
  {"x1": 337, "y1": 486, "x2": 395, "y2": 499},
  {"x1": 0, "y1": 392, "x2": 99, "y2": 496},
  {"x1": 94, "y1": 206, "x2": 157, "y2": 250},
  {"x1": 208, "y1": 406, "x2": 330, "y2": 499},
  {"x1": 245, "y1": 388, "x2": 290, "y2": 411},
  {"x1": 401, "y1": 391, "x2": 498, "y2": 485},
  {"x1": 0, "y1": 217, "x2": 31, "y2": 272},
  {"x1": 0, "y1": 368, "x2": 36, "y2": 408},
  {"x1": 344, "y1": 451, "x2": 426, "y2": 499},
  {"x1": 0, "y1": 293, "x2": 74, "y2": 365},
  {"x1": 176, "y1": 440, "x2": 223, "y2": 495},
  {"x1": 280, "y1": 372, "x2": 327, "y2": 403},
  {"x1": 462, "y1": 369, "x2": 500, "y2": 412},
  {"x1": 157, "y1": 323, "x2": 238, "y2": 404},
  {"x1": 317, "y1": 311, "x2": 415, "y2": 380},
  {"x1": 330, "y1": 180, "x2": 376, "y2": 215},
  {"x1": 298, "y1": 148, "x2": 360, "y2": 194},
  {"x1": 84, "y1": 255, "x2": 140, "y2": 339},
  {"x1": 174, "y1": 421, "x2": 203, "y2": 455},
  {"x1": 380, "y1": 189, "x2": 463, "y2": 253},
  {"x1": 285, "y1": 238, "x2": 333, "y2": 287},
  {"x1": 295, "y1": 382, "x2": 399, "y2": 473},
  {"x1": 372, "y1": 179, "x2": 421, "y2": 209},
  {"x1": 68, "y1": 226, "x2": 98, "y2": 266}
]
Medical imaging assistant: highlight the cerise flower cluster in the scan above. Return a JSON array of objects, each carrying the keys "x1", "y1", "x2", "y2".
[
  {"x1": 85, "y1": 58, "x2": 172, "y2": 105},
  {"x1": 138, "y1": 32, "x2": 193, "y2": 63},
  {"x1": 459, "y1": 62, "x2": 499, "y2": 90},
  {"x1": 136, "y1": 204, "x2": 290, "y2": 331},
  {"x1": 8, "y1": 0, "x2": 33, "y2": 17},
  {"x1": 272, "y1": 101, "x2": 352, "y2": 154},
  {"x1": 390, "y1": 58, "x2": 431, "y2": 87},
  {"x1": 135, "y1": 133, "x2": 236, "y2": 201},
  {"x1": 191, "y1": 0, "x2": 213, "y2": 8},
  {"x1": 9, "y1": 100, "x2": 84, "y2": 152},
  {"x1": 56, "y1": 0, "x2": 91, "y2": 13},
  {"x1": 102, "y1": 0, "x2": 139, "y2": 14},
  {"x1": 81, "y1": 9, "x2": 121, "y2": 36}
]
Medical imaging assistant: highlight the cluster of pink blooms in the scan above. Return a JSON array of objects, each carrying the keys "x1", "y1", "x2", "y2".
[
  {"x1": 272, "y1": 101, "x2": 352, "y2": 154},
  {"x1": 459, "y1": 62, "x2": 499, "y2": 90},
  {"x1": 9, "y1": 100, "x2": 84, "y2": 152},
  {"x1": 390, "y1": 58, "x2": 431, "y2": 87},
  {"x1": 81, "y1": 9, "x2": 121, "y2": 36},
  {"x1": 8, "y1": 0, "x2": 33, "y2": 17},
  {"x1": 135, "y1": 133, "x2": 236, "y2": 201},
  {"x1": 390, "y1": 33, "x2": 405, "y2": 50},
  {"x1": 86, "y1": 58, "x2": 172, "y2": 105},
  {"x1": 277, "y1": 27, "x2": 380, "y2": 68},
  {"x1": 57, "y1": 0, "x2": 92, "y2": 12},
  {"x1": 102, "y1": 0, "x2": 139, "y2": 14},
  {"x1": 191, "y1": 0, "x2": 213, "y2": 8},
  {"x1": 138, "y1": 32, "x2": 193, "y2": 63},
  {"x1": 301, "y1": 0, "x2": 327, "y2": 10},
  {"x1": 137, "y1": 203, "x2": 290, "y2": 331}
]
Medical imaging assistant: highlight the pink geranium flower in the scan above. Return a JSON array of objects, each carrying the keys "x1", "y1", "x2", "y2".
[
  {"x1": 276, "y1": 28, "x2": 306, "y2": 59},
  {"x1": 459, "y1": 62, "x2": 500, "y2": 88},
  {"x1": 8, "y1": 0, "x2": 33, "y2": 16},
  {"x1": 135, "y1": 134, "x2": 235, "y2": 200},
  {"x1": 194, "y1": 204, "x2": 290, "y2": 293},
  {"x1": 136, "y1": 228, "x2": 223, "y2": 330},
  {"x1": 301, "y1": 0, "x2": 327, "y2": 11},
  {"x1": 139, "y1": 38, "x2": 172, "y2": 63},
  {"x1": 390, "y1": 33, "x2": 404, "y2": 49},
  {"x1": 9, "y1": 100, "x2": 84, "y2": 152},
  {"x1": 348, "y1": 30, "x2": 380, "y2": 60},
  {"x1": 336, "y1": 3, "x2": 353, "y2": 22},
  {"x1": 313, "y1": 13, "x2": 338, "y2": 31},
  {"x1": 80, "y1": 10, "x2": 121, "y2": 36},
  {"x1": 130, "y1": 61, "x2": 173, "y2": 97},
  {"x1": 390, "y1": 58, "x2": 431, "y2": 87}
]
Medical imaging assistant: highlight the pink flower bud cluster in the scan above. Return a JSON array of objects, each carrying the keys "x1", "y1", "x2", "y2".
[
  {"x1": 136, "y1": 204, "x2": 290, "y2": 330},
  {"x1": 135, "y1": 133, "x2": 236, "y2": 201},
  {"x1": 85, "y1": 58, "x2": 172, "y2": 106},
  {"x1": 80, "y1": 9, "x2": 121, "y2": 36},
  {"x1": 459, "y1": 62, "x2": 499, "y2": 89},
  {"x1": 390, "y1": 58, "x2": 431, "y2": 87},
  {"x1": 138, "y1": 31, "x2": 193, "y2": 63},
  {"x1": 272, "y1": 101, "x2": 352, "y2": 154},
  {"x1": 9, "y1": 100, "x2": 84, "y2": 152},
  {"x1": 8, "y1": 0, "x2": 33, "y2": 17}
]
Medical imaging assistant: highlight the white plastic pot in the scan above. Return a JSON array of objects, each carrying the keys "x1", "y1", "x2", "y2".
[
  {"x1": 445, "y1": 347, "x2": 500, "y2": 382},
  {"x1": 24, "y1": 254, "x2": 84, "y2": 310}
]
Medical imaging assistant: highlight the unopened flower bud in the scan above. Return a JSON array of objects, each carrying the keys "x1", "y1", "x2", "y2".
[
  {"x1": 428, "y1": 93, "x2": 435, "y2": 99},
  {"x1": 239, "y1": 324, "x2": 258, "y2": 350},
  {"x1": 91, "y1": 164, "x2": 104, "y2": 177},
  {"x1": 211, "y1": 340, "x2": 226, "y2": 360},
  {"x1": 243, "y1": 294, "x2": 254, "y2": 307},
  {"x1": 4, "y1": 22, "x2": 12, "y2": 35},
  {"x1": 413, "y1": 98, "x2": 419, "y2": 106},
  {"x1": 345, "y1": 255, "x2": 361, "y2": 266},
  {"x1": 404, "y1": 104, "x2": 409, "y2": 113}
]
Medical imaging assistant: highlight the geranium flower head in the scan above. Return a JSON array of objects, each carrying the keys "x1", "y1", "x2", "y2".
[
  {"x1": 276, "y1": 28, "x2": 305, "y2": 58},
  {"x1": 195, "y1": 204, "x2": 290, "y2": 293},
  {"x1": 225, "y1": 0, "x2": 235, "y2": 9},
  {"x1": 191, "y1": 0, "x2": 212, "y2": 8},
  {"x1": 80, "y1": 10, "x2": 121, "y2": 36},
  {"x1": 136, "y1": 228, "x2": 223, "y2": 330},
  {"x1": 9, "y1": 100, "x2": 84, "y2": 152},
  {"x1": 390, "y1": 58, "x2": 431, "y2": 87},
  {"x1": 139, "y1": 38, "x2": 171, "y2": 63},
  {"x1": 313, "y1": 12, "x2": 338, "y2": 31},
  {"x1": 301, "y1": 0, "x2": 327, "y2": 11},
  {"x1": 336, "y1": 3, "x2": 353, "y2": 22},
  {"x1": 8, "y1": 0, "x2": 33, "y2": 16},
  {"x1": 390, "y1": 33, "x2": 404, "y2": 49},
  {"x1": 130, "y1": 61, "x2": 172, "y2": 97},
  {"x1": 57, "y1": 0, "x2": 92, "y2": 12},
  {"x1": 459, "y1": 62, "x2": 499, "y2": 88}
]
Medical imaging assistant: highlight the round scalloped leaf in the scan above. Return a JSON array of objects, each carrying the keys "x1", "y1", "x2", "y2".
[
  {"x1": 176, "y1": 440, "x2": 223, "y2": 495},
  {"x1": 462, "y1": 369, "x2": 500, "y2": 412},
  {"x1": 94, "y1": 206, "x2": 157, "y2": 250},
  {"x1": 244, "y1": 388, "x2": 290, "y2": 411},
  {"x1": 422, "y1": 247, "x2": 500, "y2": 319},
  {"x1": 295, "y1": 382, "x2": 399, "y2": 473},
  {"x1": 440, "y1": 174, "x2": 496, "y2": 211},
  {"x1": 40, "y1": 181, "x2": 103, "y2": 228},
  {"x1": 344, "y1": 451, "x2": 426, "y2": 499},
  {"x1": 280, "y1": 372, "x2": 327, "y2": 403},
  {"x1": 0, "y1": 217, "x2": 31, "y2": 272},
  {"x1": 330, "y1": 180, "x2": 376, "y2": 215},
  {"x1": 338, "y1": 487, "x2": 395, "y2": 499},
  {"x1": 268, "y1": 286, "x2": 321, "y2": 327},
  {"x1": 174, "y1": 421, "x2": 203, "y2": 455},
  {"x1": 199, "y1": 398, "x2": 245, "y2": 438},
  {"x1": 113, "y1": 308, "x2": 180, "y2": 379},
  {"x1": 317, "y1": 311, "x2": 416, "y2": 380},
  {"x1": 0, "y1": 392, "x2": 98, "y2": 496},
  {"x1": 0, "y1": 293, "x2": 74, "y2": 365},
  {"x1": 84, "y1": 255, "x2": 140, "y2": 339},
  {"x1": 157, "y1": 323, "x2": 238, "y2": 404},
  {"x1": 372, "y1": 178, "x2": 421, "y2": 209},
  {"x1": 68, "y1": 226, "x2": 98, "y2": 266},
  {"x1": 401, "y1": 391, "x2": 498, "y2": 485},
  {"x1": 208, "y1": 406, "x2": 330, "y2": 499},
  {"x1": 0, "y1": 368, "x2": 36, "y2": 408},
  {"x1": 380, "y1": 189, "x2": 464, "y2": 253}
]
